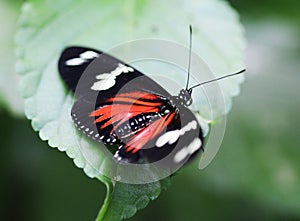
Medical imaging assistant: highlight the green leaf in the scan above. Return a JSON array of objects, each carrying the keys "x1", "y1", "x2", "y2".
[
  {"x1": 98, "y1": 177, "x2": 171, "y2": 221},
  {"x1": 0, "y1": 0, "x2": 23, "y2": 115},
  {"x1": 15, "y1": 0, "x2": 245, "y2": 220}
]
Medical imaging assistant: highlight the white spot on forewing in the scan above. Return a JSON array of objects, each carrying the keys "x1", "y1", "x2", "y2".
[
  {"x1": 91, "y1": 63, "x2": 134, "y2": 91},
  {"x1": 91, "y1": 78, "x2": 116, "y2": 91},
  {"x1": 174, "y1": 138, "x2": 202, "y2": 163},
  {"x1": 66, "y1": 58, "x2": 85, "y2": 66},
  {"x1": 65, "y1": 50, "x2": 99, "y2": 66},
  {"x1": 96, "y1": 73, "x2": 111, "y2": 80},
  {"x1": 156, "y1": 120, "x2": 197, "y2": 147},
  {"x1": 80, "y1": 51, "x2": 99, "y2": 59}
]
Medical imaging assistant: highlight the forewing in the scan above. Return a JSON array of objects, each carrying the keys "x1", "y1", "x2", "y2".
[
  {"x1": 58, "y1": 46, "x2": 172, "y2": 102},
  {"x1": 59, "y1": 46, "x2": 173, "y2": 146},
  {"x1": 58, "y1": 46, "x2": 102, "y2": 92}
]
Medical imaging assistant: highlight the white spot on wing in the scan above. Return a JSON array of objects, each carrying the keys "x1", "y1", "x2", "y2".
[
  {"x1": 80, "y1": 51, "x2": 99, "y2": 59},
  {"x1": 156, "y1": 120, "x2": 197, "y2": 147},
  {"x1": 96, "y1": 73, "x2": 111, "y2": 80},
  {"x1": 65, "y1": 50, "x2": 99, "y2": 66},
  {"x1": 66, "y1": 58, "x2": 85, "y2": 66},
  {"x1": 156, "y1": 130, "x2": 180, "y2": 147},
  {"x1": 91, "y1": 79, "x2": 116, "y2": 91},
  {"x1": 91, "y1": 63, "x2": 134, "y2": 91},
  {"x1": 174, "y1": 138, "x2": 202, "y2": 163}
]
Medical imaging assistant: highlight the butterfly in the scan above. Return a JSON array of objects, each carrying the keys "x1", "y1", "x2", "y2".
[
  {"x1": 58, "y1": 29, "x2": 245, "y2": 169},
  {"x1": 58, "y1": 46, "x2": 204, "y2": 167}
]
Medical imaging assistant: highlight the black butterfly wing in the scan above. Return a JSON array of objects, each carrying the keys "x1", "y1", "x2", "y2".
[
  {"x1": 59, "y1": 46, "x2": 171, "y2": 103},
  {"x1": 134, "y1": 105, "x2": 203, "y2": 167},
  {"x1": 58, "y1": 47, "x2": 102, "y2": 93},
  {"x1": 59, "y1": 46, "x2": 173, "y2": 140},
  {"x1": 59, "y1": 46, "x2": 203, "y2": 165}
]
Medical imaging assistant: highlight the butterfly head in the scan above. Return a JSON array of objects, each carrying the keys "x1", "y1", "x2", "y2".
[{"x1": 176, "y1": 89, "x2": 193, "y2": 107}]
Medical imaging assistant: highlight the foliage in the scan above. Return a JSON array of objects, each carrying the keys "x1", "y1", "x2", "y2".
[{"x1": 13, "y1": 0, "x2": 245, "y2": 220}]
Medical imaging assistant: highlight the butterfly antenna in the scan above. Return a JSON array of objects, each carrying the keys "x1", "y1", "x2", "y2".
[
  {"x1": 188, "y1": 69, "x2": 246, "y2": 90},
  {"x1": 185, "y1": 25, "x2": 193, "y2": 90}
]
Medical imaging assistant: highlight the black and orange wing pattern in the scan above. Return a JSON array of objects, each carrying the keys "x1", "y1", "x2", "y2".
[{"x1": 59, "y1": 47, "x2": 203, "y2": 164}]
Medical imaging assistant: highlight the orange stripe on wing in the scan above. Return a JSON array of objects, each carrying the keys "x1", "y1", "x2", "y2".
[
  {"x1": 106, "y1": 91, "x2": 162, "y2": 107},
  {"x1": 125, "y1": 112, "x2": 176, "y2": 153}
]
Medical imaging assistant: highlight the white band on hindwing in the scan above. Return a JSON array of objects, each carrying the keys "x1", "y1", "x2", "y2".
[
  {"x1": 155, "y1": 120, "x2": 198, "y2": 147},
  {"x1": 174, "y1": 137, "x2": 202, "y2": 163}
]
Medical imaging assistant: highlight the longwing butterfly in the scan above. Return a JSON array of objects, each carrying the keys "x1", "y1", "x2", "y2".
[{"x1": 58, "y1": 27, "x2": 245, "y2": 168}]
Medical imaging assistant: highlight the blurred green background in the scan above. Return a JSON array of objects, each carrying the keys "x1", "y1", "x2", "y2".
[{"x1": 1, "y1": 0, "x2": 300, "y2": 220}]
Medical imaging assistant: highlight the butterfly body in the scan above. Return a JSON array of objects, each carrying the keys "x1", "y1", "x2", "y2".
[{"x1": 59, "y1": 47, "x2": 203, "y2": 166}]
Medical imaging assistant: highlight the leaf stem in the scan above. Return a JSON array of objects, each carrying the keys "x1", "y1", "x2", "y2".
[{"x1": 95, "y1": 177, "x2": 114, "y2": 221}]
